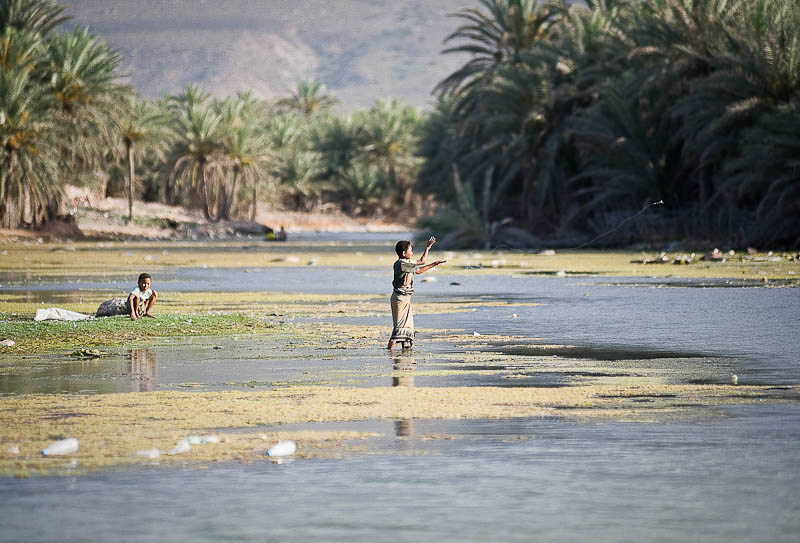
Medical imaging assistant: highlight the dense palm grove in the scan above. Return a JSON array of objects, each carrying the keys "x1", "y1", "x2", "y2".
[
  {"x1": 0, "y1": 0, "x2": 423, "y2": 230},
  {"x1": 419, "y1": 0, "x2": 800, "y2": 248},
  {"x1": 1, "y1": 0, "x2": 798, "y2": 248}
]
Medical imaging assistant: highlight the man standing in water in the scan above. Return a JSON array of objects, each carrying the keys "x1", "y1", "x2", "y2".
[{"x1": 387, "y1": 236, "x2": 445, "y2": 350}]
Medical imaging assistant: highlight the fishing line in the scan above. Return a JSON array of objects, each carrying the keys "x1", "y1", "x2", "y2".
[
  {"x1": 572, "y1": 200, "x2": 664, "y2": 249},
  {"x1": 461, "y1": 200, "x2": 665, "y2": 267}
]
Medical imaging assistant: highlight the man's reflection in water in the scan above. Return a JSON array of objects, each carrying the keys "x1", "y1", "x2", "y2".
[
  {"x1": 129, "y1": 348, "x2": 158, "y2": 392},
  {"x1": 392, "y1": 354, "x2": 415, "y2": 437}
]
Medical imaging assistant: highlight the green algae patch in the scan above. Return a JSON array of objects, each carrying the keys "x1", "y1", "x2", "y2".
[
  {"x1": 0, "y1": 314, "x2": 277, "y2": 355},
  {"x1": 2, "y1": 383, "x2": 798, "y2": 476}
]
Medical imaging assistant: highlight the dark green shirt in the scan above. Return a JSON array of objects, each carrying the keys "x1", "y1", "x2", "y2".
[{"x1": 392, "y1": 258, "x2": 417, "y2": 295}]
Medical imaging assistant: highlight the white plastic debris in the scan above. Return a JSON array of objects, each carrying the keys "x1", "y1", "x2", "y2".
[
  {"x1": 168, "y1": 439, "x2": 190, "y2": 455},
  {"x1": 266, "y1": 440, "x2": 297, "y2": 457},
  {"x1": 1, "y1": 339, "x2": 14, "y2": 347},
  {"x1": 42, "y1": 437, "x2": 79, "y2": 456},
  {"x1": 136, "y1": 448, "x2": 161, "y2": 459},
  {"x1": 6, "y1": 445, "x2": 20, "y2": 455},
  {"x1": 472, "y1": 331, "x2": 481, "y2": 337},
  {"x1": 34, "y1": 308, "x2": 90, "y2": 321},
  {"x1": 555, "y1": 270, "x2": 567, "y2": 277}
]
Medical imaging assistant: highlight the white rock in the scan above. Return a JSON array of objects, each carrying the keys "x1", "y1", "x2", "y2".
[
  {"x1": 731, "y1": 374, "x2": 738, "y2": 385},
  {"x1": 555, "y1": 270, "x2": 567, "y2": 277},
  {"x1": 266, "y1": 440, "x2": 297, "y2": 457},
  {"x1": 472, "y1": 331, "x2": 481, "y2": 337},
  {"x1": 421, "y1": 276, "x2": 437, "y2": 282},
  {"x1": 7, "y1": 445, "x2": 20, "y2": 455},
  {"x1": 1, "y1": 339, "x2": 14, "y2": 347},
  {"x1": 42, "y1": 437, "x2": 79, "y2": 456}
]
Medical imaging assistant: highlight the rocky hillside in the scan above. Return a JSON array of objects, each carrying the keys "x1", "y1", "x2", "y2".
[{"x1": 60, "y1": 0, "x2": 479, "y2": 111}]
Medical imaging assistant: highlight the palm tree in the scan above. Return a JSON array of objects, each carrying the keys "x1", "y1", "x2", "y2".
[
  {"x1": 116, "y1": 95, "x2": 173, "y2": 223},
  {"x1": 0, "y1": 27, "x2": 59, "y2": 227},
  {"x1": 276, "y1": 79, "x2": 338, "y2": 118},
  {"x1": 722, "y1": 104, "x2": 800, "y2": 247},
  {"x1": 46, "y1": 27, "x2": 129, "y2": 196},
  {"x1": 168, "y1": 85, "x2": 223, "y2": 219},
  {"x1": 359, "y1": 98, "x2": 422, "y2": 207},
  {"x1": 217, "y1": 91, "x2": 270, "y2": 220},
  {"x1": 566, "y1": 83, "x2": 675, "y2": 240},
  {"x1": 435, "y1": 0, "x2": 564, "y2": 97},
  {"x1": 271, "y1": 147, "x2": 324, "y2": 211},
  {"x1": 0, "y1": 0, "x2": 67, "y2": 35},
  {"x1": 263, "y1": 111, "x2": 315, "y2": 213},
  {"x1": 334, "y1": 162, "x2": 386, "y2": 216},
  {"x1": 311, "y1": 113, "x2": 362, "y2": 176}
]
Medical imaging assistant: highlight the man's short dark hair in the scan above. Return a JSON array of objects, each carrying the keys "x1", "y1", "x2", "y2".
[
  {"x1": 138, "y1": 273, "x2": 151, "y2": 282},
  {"x1": 395, "y1": 240, "x2": 412, "y2": 258}
]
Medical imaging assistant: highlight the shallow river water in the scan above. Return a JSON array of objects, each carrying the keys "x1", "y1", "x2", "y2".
[{"x1": 1, "y1": 246, "x2": 799, "y2": 542}]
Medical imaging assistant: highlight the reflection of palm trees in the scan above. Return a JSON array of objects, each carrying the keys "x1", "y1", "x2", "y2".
[
  {"x1": 391, "y1": 354, "x2": 415, "y2": 437},
  {"x1": 129, "y1": 349, "x2": 158, "y2": 392}
]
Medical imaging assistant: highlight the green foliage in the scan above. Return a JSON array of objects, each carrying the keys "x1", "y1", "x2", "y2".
[
  {"x1": 418, "y1": 0, "x2": 800, "y2": 248},
  {"x1": 115, "y1": 95, "x2": 173, "y2": 221},
  {"x1": 217, "y1": 91, "x2": 270, "y2": 220},
  {"x1": 0, "y1": 3, "x2": 129, "y2": 228},
  {"x1": 276, "y1": 79, "x2": 339, "y2": 118},
  {"x1": 0, "y1": 0, "x2": 67, "y2": 36}
]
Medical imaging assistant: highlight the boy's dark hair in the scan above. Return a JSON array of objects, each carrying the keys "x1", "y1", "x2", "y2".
[
  {"x1": 138, "y1": 273, "x2": 152, "y2": 283},
  {"x1": 395, "y1": 240, "x2": 412, "y2": 258}
]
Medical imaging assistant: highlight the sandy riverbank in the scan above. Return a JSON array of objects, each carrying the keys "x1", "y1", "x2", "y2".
[{"x1": 1, "y1": 193, "x2": 410, "y2": 242}]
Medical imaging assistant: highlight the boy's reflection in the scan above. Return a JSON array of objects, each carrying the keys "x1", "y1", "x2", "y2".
[
  {"x1": 129, "y1": 348, "x2": 158, "y2": 392},
  {"x1": 391, "y1": 354, "x2": 415, "y2": 437}
]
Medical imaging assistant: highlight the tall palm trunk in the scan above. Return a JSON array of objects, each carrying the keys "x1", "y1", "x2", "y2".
[
  {"x1": 198, "y1": 161, "x2": 211, "y2": 220},
  {"x1": 216, "y1": 183, "x2": 228, "y2": 222},
  {"x1": 1, "y1": 152, "x2": 17, "y2": 229},
  {"x1": 126, "y1": 142, "x2": 135, "y2": 224},
  {"x1": 250, "y1": 178, "x2": 258, "y2": 222},
  {"x1": 226, "y1": 166, "x2": 240, "y2": 220}
]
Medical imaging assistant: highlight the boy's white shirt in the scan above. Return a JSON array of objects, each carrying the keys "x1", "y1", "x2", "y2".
[{"x1": 130, "y1": 287, "x2": 153, "y2": 301}]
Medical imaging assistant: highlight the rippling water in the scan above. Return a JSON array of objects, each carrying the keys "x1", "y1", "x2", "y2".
[{"x1": 2, "y1": 408, "x2": 799, "y2": 543}]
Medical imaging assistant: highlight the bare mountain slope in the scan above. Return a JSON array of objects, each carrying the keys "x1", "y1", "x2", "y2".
[{"x1": 59, "y1": 0, "x2": 479, "y2": 110}]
